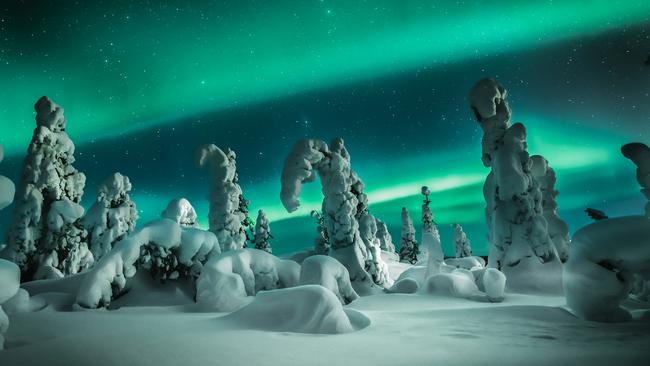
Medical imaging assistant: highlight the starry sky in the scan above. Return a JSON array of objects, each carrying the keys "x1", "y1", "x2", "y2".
[{"x1": 1, "y1": 0, "x2": 649, "y2": 256}]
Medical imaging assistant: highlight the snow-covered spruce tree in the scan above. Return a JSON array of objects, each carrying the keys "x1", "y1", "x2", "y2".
[
  {"x1": 281, "y1": 138, "x2": 388, "y2": 291},
  {"x1": 530, "y1": 155, "x2": 570, "y2": 262},
  {"x1": 310, "y1": 209, "x2": 330, "y2": 255},
  {"x1": 469, "y1": 79, "x2": 558, "y2": 279},
  {"x1": 83, "y1": 172, "x2": 138, "y2": 262},
  {"x1": 453, "y1": 223, "x2": 472, "y2": 258},
  {"x1": 161, "y1": 198, "x2": 198, "y2": 227},
  {"x1": 399, "y1": 207, "x2": 419, "y2": 264},
  {"x1": 253, "y1": 209, "x2": 273, "y2": 253},
  {"x1": 375, "y1": 218, "x2": 395, "y2": 253},
  {"x1": 196, "y1": 145, "x2": 247, "y2": 251},
  {"x1": 3, "y1": 97, "x2": 91, "y2": 280},
  {"x1": 419, "y1": 186, "x2": 440, "y2": 263}
]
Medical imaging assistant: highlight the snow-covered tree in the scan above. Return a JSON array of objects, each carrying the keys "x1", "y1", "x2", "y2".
[
  {"x1": 310, "y1": 209, "x2": 330, "y2": 255},
  {"x1": 0, "y1": 145, "x2": 15, "y2": 211},
  {"x1": 196, "y1": 145, "x2": 247, "y2": 251},
  {"x1": 399, "y1": 207, "x2": 418, "y2": 264},
  {"x1": 421, "y1": 186, "x2": 435, "y2": 233},
  {"x1": 3, "y1": 97, "x2": 90, "y2": 280},
  {"x1": 530, "y1": 155, "x2": 570, "y2": 262},
  {"x1": 281, "y1": 138, "x2": 389, "y2": 290},
  {"x1": 358, "y1": 213, "x2": 390, "y2": 285},
  {"x1": 83, "y1": 172, "x2": 138, "y2": 262},
  {"x1": 161, "y1": 198, "x2": 198, "y2": 227},
  {"x1": 469, "y1": 79, "x2": 557, "y2": 271},
  {"x1": 419, "y1": 186, "x2": 439, "y2": 263},
  {"x1": 375, "y1": 218, "x2": 395, "y2": 253},
  {"x1": 622, "y1": 142, "x2": 650, "y2": 217},
  {"x1": 453, "y1": 223, "x2": 472, "y2": 258},
  {"x1": 253, "y1": 209, "x2": 273, "y2": 253}
]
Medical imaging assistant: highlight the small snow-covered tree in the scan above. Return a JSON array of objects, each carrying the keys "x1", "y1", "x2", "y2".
[
  {"x1": 399, "y1": 207, "x2": 418, "y2": 264},
  {"x1": 310, "y1": 209, "x2": 330, "y2": 255},
  {"x1": 83, "y1": 172, "x2": 138, "y2": 262},
  {"x1": 453, "y1": 223, "x2": 472, "y2": 258},
  {"x1": 196, "y1": 145, "x2": 247, "y2": 251},
  {"x1": 253, "y1": 209, "x2": 273, "y2": 253},
  {"x1": 3, "y1": 97, "x2": 90, "y2": 279},
  {"x1": 530, "y1": 155, "x2": 570, "y2": 262},
  {"x1": 375, "y1": 218, "x2": 395, "y2": 253},
  {"x1": 161, "y1": 198, "x2": 198, "y2": 227}
]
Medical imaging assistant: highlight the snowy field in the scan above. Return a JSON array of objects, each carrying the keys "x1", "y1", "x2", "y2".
[{"x1": 1, "y1": 261, "x2": 649, "y2": 366}]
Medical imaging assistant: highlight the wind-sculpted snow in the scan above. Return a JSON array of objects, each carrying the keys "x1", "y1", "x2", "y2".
[
  {"x1": 299, "y1": 255, "x2": 359, "y2": 305},
  {"x1": 196, "y1": 249, "x2": 300, "y2": 312},
  {"x1": 196, "y1": 144, "x2": 246, "y2": 251},
  {"x1": 76, "y1": 218, "x2": 219, "y2": 308},
  {"x1": 84, "y1": 172, "x2": 138, "y2": 262},
  {"x1": 3, "y1": 97, "x2": 87, "y2": 279},
  {"x1": 0, "y1": 259, "x2": 20, "y2": 350},
  {"x1": 223, "y1": 285, "x2": 370, "y2": 334}
]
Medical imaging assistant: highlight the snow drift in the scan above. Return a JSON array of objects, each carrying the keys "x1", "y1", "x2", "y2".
[{"x1": 299, "y1": 255, "x2": 359, "y2": 305}]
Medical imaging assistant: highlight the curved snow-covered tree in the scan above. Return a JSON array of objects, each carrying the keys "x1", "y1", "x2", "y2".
[
  {"x1": 196, "y1": 145, "x2": 247, "y2": 251},
  {"x1": 3, "y1": 97, "x2": 90, "y2": 280},
  {"x1": 399, "y1": 207, "x2": 418, "y2": 264},
  {"x1": 375, "y1": 218, "x2": 395, "y2": 253},
  {"x1": 453, "y1": 223, "x2": 472, "y2": 258},
  {"x1": 161, "y1": 198, "x2": 198, "y2": 227},
  {"x1": 253, "y1": 209, "x2": 272, "y2": 253},
  {"x1": 83, "y1": 172, "x2": 138, "y2": 262},
  {"x1": 280, "y1": 138, "x2": 387, "y2": 291},
  {"x1": 530, "y1": 155, "x2": 570, "y2": 262},
  {"x1": 469, "y1": 79, "x2": 559, "y2": 291}
]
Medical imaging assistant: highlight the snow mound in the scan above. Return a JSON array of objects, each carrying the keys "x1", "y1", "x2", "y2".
[
  {"x1": 299, "y1": 255, "x2": 359, "y2": 305},
  {"x1": 223, "y1": 285, "x2": 370, "y2": 334},
  {"x1": 387, "y1": 278, "x2": 419, "y2": 294},
  {"x1": 2, "y1": 288, "x2": 47, "y2": 315},
  {"x1": 0, "y1": 259, "x2": 20, "y2": 304},
  {"x1": 564, "y1": 216, "x2": 650, "y2": 322},
  {"x1": 425, "y1": 269, "x2": 487, "y2": 301},
  {"x1": 444, "y1": 256, "x2": 486, "y2": 270},
  {"x1": 196, "y1": 249, "x2": 300, "y2": 312}
]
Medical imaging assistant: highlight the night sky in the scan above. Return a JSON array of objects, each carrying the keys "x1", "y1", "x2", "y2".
[{"x1": 1, "y1": 0, "x2": 649, "y2": 255}]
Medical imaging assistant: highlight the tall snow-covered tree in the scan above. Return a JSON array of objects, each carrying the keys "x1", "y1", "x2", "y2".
[
  {"x1": 83, "y1": 172, "x2": 138, "y2": 262},
  {"x1": 280, "y1": 138, "x2": 390, "y2": 290},
  {"x1": 3, "y1": 97, "x2": 91, "y2": 280},
  {"x1": 399, "y1": 207, "x2": 418, "y2": 264},
  {"x1": 253, "y1": 209, "x2": 273, "y2": 253},
  {"x1": 375, "y1": 218, "x2": 395, "y2": 253},
  {"x1": 196, "y1": 145, "x2": 247, "y2": 251},
  {"x1": 453, "y1": 223, "x2": 472, "y2": 258}
]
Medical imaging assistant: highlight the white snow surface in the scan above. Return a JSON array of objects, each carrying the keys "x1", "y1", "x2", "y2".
[{"x1": 196, "y1": 248, "x2": 300, "y2": 312}]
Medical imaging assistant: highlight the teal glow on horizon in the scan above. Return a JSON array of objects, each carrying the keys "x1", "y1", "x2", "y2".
[{"x1": 1, "y1": 0, "x2": 649, "y2": 155}]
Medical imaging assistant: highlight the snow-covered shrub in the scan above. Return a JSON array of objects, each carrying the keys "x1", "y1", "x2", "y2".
[
  {"x1": 3, "y1": 97, "x2": 88, "y2": 279},
  {"x1": 196, "y1": 145, "x2": 247, "y2": 251},
  {"x1": 530, "y1": 155, "x2": 570, "y2": 262},
  {"x1": 399, "y1": 207, "x2": 418, "y2": 264},
  {"x1": 83, "y1": 172, "x2": 138, "y2": 262},
  {"x1": 76, "y1": 218, "x2": 219, "y2": 308},
  {"x1": 564, "y1": 143, "x2": 650, "y2": 322},
  {"x1": 161, "y1": 197, "x2": 198, "y2": 227},
  {"x1": 253, "y1": 209, "x2": 272, "y2": 253},
  {"x1": 469, "y1": 78, "x2": 560, "y2": 291},
  {"x1": 280, "y1": 138, "x2": 386, "y2": 290},
  {"x1": 453, "y1": 223, "x2": 471, "y2": 258},
  {"x1": 375, "y1": 218, "x2": 395, "y2": 253},
  {"x1": 223, "y1": 285, "x2": 369, "y2": 334},
  {"x1": 196, "y1": 248, "x2": 300, "y2": 312},
  {"x1": 299, "y1": 255, "x2": 359, "y2": 305},
  {"x1": 0, "y1": 259, "x2": 20, "y2": 350}
]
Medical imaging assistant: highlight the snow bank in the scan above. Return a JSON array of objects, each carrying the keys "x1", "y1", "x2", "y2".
[
  {"x1": 299, "y1": 255, "x2": 359, "y2": 304},
  {"x1": 223, "y1": 285, "x2": 369, "y2": 334},
  {"x1": 196, "y1": 249, "x2": 300, "y2": 312},
  {"x1": 564, "y1": 216, "x2": 650, "y2": 322}
]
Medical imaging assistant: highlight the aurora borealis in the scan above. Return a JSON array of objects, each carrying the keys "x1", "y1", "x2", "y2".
[{"x1": 1, "y1": 1, "x2": 649, "y2": 255}]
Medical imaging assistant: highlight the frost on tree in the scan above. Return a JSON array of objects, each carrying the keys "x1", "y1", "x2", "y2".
[
  {"x1": 196, "y1": 144, "x2": 247, "y2": 251},
  {"x1": 375, "y1": 218, "x2": 395, "y2": 253},
  {"x1": 399, "y1": 207, "x2": 419, "y2": 264},
  {"x1": 280, "y1": 138, "x2": 387, "y2": 290},
  {"x1": 253, "y1": 209, "x2": 273, "y2": 253},
  {"x1": 453, "y1": 224, "x2": 472, "y2": 258},
  {"x1": 310, "y1": 209, "x2": 330, "y2": 255},
  {"x1": 83, "y1": 172, "x2": 138, "y2": 262},
  {"x1": 530, "y1": 155, "x2": 570, "y2": 262},
  {"x1": 469, "y1": 79, "x2": 558, "y2": 281},
  {"x1": 3, "y1": 97, "x2": 90, "y2": 280},
  {"x1": 161, "y1": 198, "x2": 198, "y2": 227}
]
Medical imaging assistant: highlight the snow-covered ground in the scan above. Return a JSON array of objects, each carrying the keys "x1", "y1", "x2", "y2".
[{"x1": 1, "y1": 259, "x2": 649, "y2": 366}]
